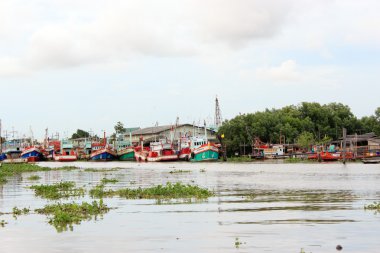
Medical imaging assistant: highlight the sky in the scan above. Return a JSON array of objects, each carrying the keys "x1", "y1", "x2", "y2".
[{"x1": 0, "y1": 0, "x2": 379, "y2": 139}]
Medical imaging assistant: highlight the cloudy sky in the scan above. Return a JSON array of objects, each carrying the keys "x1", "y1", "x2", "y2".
[{"x1": 1, "y1": 0, "x2": 379, "y2": 139}]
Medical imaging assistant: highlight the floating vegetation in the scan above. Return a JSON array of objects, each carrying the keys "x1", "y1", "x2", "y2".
[
  {"x1": 169, "y1": 169, "x2": 191, "y2": 174},
  {"x1": 12, "y1": 207, "x2": 30, "y2": 216},
  {"x1": 0, "y1": 220, "x2": 7, "y2": 227},
  {"x1": 35, "y1": 200, "x2": 110, "y2": 232},
  {"x1": 364, "y1": 202, "x2": 380, "y2": 211},
  {"x1": 227, "y1": 156, "x2": 252, "y2": 163},
  {"x1": 200, "y1": 168, "x2": 206, "y2": 173},
  {"x1": 0, "y1": 164, "x2": 79, "y2": 184},
  {"x1": 27, "y1": 175, "x2": 41, "y2": 181},
  {"x1": 100, "y1": 178, "x2": 119, "y2": 184},
  {"x1": 30, "y1": 181, "x2": 85, "y2": 200},
  {"x1": 83, "y1": 168, "x2": 121, "y2": 172},
  {"x1": 90, "y1": 182, "x2": 213, "y2": 200},
  {"x1": 234, "y1": 237, "x2": 245, "y2": 248}
]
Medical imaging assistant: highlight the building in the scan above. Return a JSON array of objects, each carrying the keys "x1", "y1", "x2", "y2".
[{"x1": 127, "y1": 124, "x2": 217, "y2": 144}]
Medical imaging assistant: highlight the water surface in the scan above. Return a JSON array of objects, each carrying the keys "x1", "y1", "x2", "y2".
[{"x1": 1, "y1": 162, "x2": 380, "y2": 253}]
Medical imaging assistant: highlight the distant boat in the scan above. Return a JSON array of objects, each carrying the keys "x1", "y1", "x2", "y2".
[
  {"x1": 118, "y1": 147, "x2": 135, "y2": 161},
  {"x1": 147, "y1": 140, "x2": 178, "y2": 162},
  {"x1": 190, "y1": 137, "x2": 219, "y2": 162},
  {"x1": 362, "y1": 156, "x2": 380, "y2": 164},
  {"x1": 90, "y1": 144, "x2": 117, "y2": 161},
  {"x1": 21, "y1": 146, "x2": 45, "y2": 162},
  {"x1": 178, "y1": 136, "x2": 191, "y2": 161},
  {"x1": 116, "y1": 133, "x2": 135, "y2": 161},
  {"x1": 53, "y1": 139, "x2": 77, "y2": 162},
  {"x1": 90, "y1": 132, "x2": 117, "y2": 161}
]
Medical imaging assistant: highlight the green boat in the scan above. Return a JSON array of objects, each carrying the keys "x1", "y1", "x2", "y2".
[
  {"x1": 118, "y1": 147, "x2": 135, "y2": 161},
  {"x1": 190, "y1": 137, "x2": 219, "y2": 162},
  {"x1": 116, "y1": 132, "x2": 135, "y2": 161}
]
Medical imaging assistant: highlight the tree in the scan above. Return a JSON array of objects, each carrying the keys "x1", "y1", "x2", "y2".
[
  {"x1": 297, "y1": 131, "x2": 315, "y2": 150},
  {"x1": 114, "y1": 121, "x2": 126, "y2": 134},
  {"x1": 71, "y1": 129, "x2": 90, "y2": 139}
]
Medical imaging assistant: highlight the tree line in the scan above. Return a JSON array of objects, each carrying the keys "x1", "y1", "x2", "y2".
[{"x1": 217, "y1": 102, "x2": 380, "y2": 155}]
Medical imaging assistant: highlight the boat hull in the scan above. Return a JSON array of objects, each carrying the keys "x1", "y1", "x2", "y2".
[
  {"x1": 90, "y1": 149, "x2": 117, "y2": 161},
  {"x1": 54, "y1": 155, "x2": 77, "y2": 162},
  {"x1": 118, "y1": 149, "x2": 135, "y2": 161},
  {"x1": 191, "y1": 145, "x2": 219, "y2": 162},
  {"x1": 21, "y1": 148, "x2": 44, "y2": 162}
]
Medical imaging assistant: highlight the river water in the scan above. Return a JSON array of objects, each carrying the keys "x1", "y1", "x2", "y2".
[{"x1": 0, "y1": 162, "x2": 380, "y2": 253}]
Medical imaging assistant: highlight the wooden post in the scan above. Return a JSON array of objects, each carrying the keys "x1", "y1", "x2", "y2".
[{"x1": 342, "y1": 128, "x2": 347, "y2": 164}]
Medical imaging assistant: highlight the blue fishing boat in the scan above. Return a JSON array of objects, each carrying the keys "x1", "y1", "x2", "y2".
[
  {"x1": 21, "y1": 146, "x2": 45, "y2": 162},
  {"x1": 90, "y1": 132, "x2": 117, "y2": 161}
]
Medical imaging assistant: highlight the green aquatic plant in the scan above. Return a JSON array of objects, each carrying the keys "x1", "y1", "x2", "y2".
[
  {"x1": 27, "y1": 175, "x2": 41, "y2": 180},
  {"x1": 169, "y1": 169, "x2": 191, "y2": 174},
  {"x1": 35, "y1": 200, "x2": 110, "y2": 232},
  {"x1": 100, "y1": 178, "x2": 119, "y2": 184},
  {"x1": 234, "y1": 237, "x2": 245, "y2": 248},
  {"x1": 0, "y1": 164, "x2": 79, "y2": 184},
  {"x1": 30, "y1": 181, "x2": 85, "y2": 200},
  {"x1": 12, "y1": 207, "x2": 30, "y2": 216},
  {"x1": 83, "y1": 168, "x2": 121, "y2": 172},
  {"x1": 364, "y1": 201, "x2": 380, "y2": 211},
  {"x1": 0, "y1": 220, "x2": 7, "y2": 227},
  {"x1": 227, "y1": 156, "x2": 252, "y2": 163},
  {"x1": 90, "y1": 182, "x2": 214, "y2": 200}
]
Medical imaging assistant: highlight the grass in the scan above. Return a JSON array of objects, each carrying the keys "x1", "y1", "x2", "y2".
[
  {"x1": 100, "y1": 178, "x2": 119, "y2": 184},
  {"x1": 169, "y1": 169, "x2": 191, "y2": 174},
  {"x1": 364, "y1": 201, "x2": 380, "y2": 211},
  {"x1": 35, "y1": 200, "x2": 110, "y2": 232},
  {"x1": 83, "y1": 168, "x2": 121, "y2": 172},
  {"x1": 27, "y1": 175, "x2": 41, "y2": 180},
  {"x1": 0, "y1": 164, "x2": 78, "y2": 184},
  {"x1": 30, "y1": 181, "x2": 85, "y2": 200},
  {"x1": 227, "y1": 156, "x2": 252, "y2": 162},
  {"x1": 90, "y1": 182, "x2": 214, "y2": 200}
]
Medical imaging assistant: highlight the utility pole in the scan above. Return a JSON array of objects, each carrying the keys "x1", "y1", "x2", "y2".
[{"x1": 342, "y1": 128, "x2": 347, "y2": 164}]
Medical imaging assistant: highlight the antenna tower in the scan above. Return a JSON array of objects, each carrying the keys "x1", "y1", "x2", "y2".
[{"x1": 214, "y1": 96, "x2": 223, "y2": 128}]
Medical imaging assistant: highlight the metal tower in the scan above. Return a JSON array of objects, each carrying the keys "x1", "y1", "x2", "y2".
[{"x1": 214, "y1": 96, "x2": 222, "y2": 128}]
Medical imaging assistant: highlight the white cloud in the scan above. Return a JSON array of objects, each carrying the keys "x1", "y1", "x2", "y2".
[
  {"x1": 255, "y1": 60, "x2": 301, "y2": 82},
  {"x1": 0, "y1": 0, "x2": 297, "y2": 76}
]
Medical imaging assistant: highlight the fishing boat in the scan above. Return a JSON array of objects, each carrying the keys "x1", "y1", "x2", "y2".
[
  {"x1": 147, "y1": 140, "x2": 178, "y2": 162},
  {"x1": 178, "y1": 136, "x2": 191, "y2": 161},
  {"x1": 90, "y1": 132, "x2": 117, "y2": 161},
  {"x1": 117, "y1": 132, "x2": 135, "y2": 161},
  {"x1": 118, "y1": 147, "x2": 135, "y2": 161},
  {"x1": 21, "y1": 146, "x2": 45, "y2": 162},
  {"x1": 190, "y1": 137, "x2": 219, "y2": 162},
  {"x1": 53, "y1": 139, "x2": 77, "y2": 162}
]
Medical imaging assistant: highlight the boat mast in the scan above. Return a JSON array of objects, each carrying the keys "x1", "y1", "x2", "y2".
[
  {"x1": 204, "y1": 120, "x2": 208, "y2": 142},
  {"x1": 30, "y1": 126, "x2": 34, "y2": 146}
]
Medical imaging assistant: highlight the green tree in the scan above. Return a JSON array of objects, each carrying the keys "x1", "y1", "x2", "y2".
[
  {"x1": 297, "y1": 131, "x2": 315, "y2": 150},
  {"x1": 71, "y1": 129, "x2": 90, "y2": 139},
  {"x1": 114, "y1": 121, "x2": 126, "y2": 134}
]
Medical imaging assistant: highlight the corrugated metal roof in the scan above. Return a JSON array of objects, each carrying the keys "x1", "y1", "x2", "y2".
[{"x1": 131, "y1": 124, "x2": 212, "y2": 135}]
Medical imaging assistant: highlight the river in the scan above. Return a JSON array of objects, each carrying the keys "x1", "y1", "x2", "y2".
[{"x1": 0, "y1": 162, "x2": 379, "y2": 253}]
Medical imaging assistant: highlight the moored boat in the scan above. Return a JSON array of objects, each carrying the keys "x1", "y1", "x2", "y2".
[
  {"x1": 190, "y1": 137, "x2": 219, "y2": 162},
  {"x1": 53, "y1": 139, "x2": 77, "y2": 162},
  {"x1": 118, "y1": 147, "x2": 135, "y2": 161},
  {"x1": 21, "y1": 146, "x2": 45, "y2": 162},
  {"x1": 147, "y1": 140, "x2": 178, "y2": 162}
]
